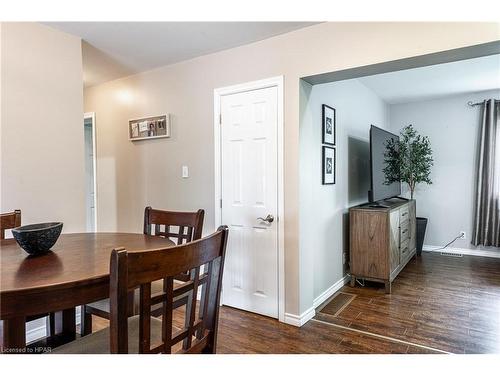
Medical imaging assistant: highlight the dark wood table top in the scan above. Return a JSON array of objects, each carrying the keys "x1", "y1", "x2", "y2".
[
  {"x1": 0, "y1": 232, "x2": 175, "y2": 296},
  {"x1": 0, "y1": 232, "x2": 176, "y2": 350}
]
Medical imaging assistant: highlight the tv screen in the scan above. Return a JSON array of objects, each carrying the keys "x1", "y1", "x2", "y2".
[{"x1": 369, "y1": 125, "x2": 401, "y2": 202}]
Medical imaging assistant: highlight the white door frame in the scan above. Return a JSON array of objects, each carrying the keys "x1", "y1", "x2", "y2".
[
  {"x1": 213, "y1": 76, "x2": 285, "y2": 323},
  {"x1": 84, "y1": 112, "x2": 98, "y2": 232}
]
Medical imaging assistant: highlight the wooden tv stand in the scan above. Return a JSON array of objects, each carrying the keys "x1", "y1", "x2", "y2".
[{"x1": 349, "y1": 198, "x2": 416, "y2": 293}]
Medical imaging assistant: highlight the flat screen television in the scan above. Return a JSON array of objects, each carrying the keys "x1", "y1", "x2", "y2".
[{"x1": 369, "y1": 125, "x2": 401, "y2": 202}]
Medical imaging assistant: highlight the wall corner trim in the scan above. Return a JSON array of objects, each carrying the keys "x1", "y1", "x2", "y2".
[
  {"x1": 284, "y1": 307, "x2": 316, "y2": 327},
  {"x1": 284, "y1": 274, "x2": 351, "y2": 327},
  {"x1": 313, "y1": 274, "x2": 351, "y2": 310}
]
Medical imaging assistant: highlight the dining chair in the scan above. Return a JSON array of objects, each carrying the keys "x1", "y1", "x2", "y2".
[
  {"x1": 53, "y1": 226, "x2": 228, "y2": 354},
  {"x1": 80, "y1": 207, "x2": 205, "y2": 336},
  {"x1": 0, "y1": 209, "x2": 56, "y2": 336},
  {"x1": 0, "y1": 209, "x2": 21, "y2": 239}
]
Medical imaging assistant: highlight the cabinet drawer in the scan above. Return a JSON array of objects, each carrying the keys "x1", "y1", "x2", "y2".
[
  {"x1": 400, "y1": 239, "x2": 410, "y2": 258},
  {"x1": 400, "y1": 220, "x2": 410, "y2": 242},
  {"x1": 399, "y1": 206, "x2": 409, "y2": 223}
]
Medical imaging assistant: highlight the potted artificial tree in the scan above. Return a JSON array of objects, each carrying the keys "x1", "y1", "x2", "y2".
[{"x1": 383, "y1": 125, "x2": 433, "y2": 256}]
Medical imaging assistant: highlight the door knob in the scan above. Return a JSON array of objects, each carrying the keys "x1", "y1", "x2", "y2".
[{"x1": 257, "y1": 214, "x2": 274, "y2": 223}]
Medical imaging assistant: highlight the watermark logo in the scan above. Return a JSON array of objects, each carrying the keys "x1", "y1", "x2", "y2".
[{"x1": 1, "y1": 346, "x2": 52, "y2": 354}]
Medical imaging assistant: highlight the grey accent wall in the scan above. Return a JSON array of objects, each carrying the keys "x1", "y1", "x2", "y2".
[
  {"x1": 299, "y1": 79, "x2": 389, "y2": 303},
  {"x1": 388, "y1": 89, "x2": 500, "y2": 250}
]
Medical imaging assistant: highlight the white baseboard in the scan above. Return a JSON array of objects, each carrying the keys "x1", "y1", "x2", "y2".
[
  {"x1": 26, "y1": 307, "x2": 81, "y2": 344},
  {"x1": 423, "y1": 245, "x2": 500, "y2": 259},
  {"x1": 313, "y1": 274, "x2": 350, "y2": 310},
  {"x1": 284, "y1": 306, "x2": 315, "y2": 327},
  {"x1": 283, "y1": 274, "x2": 350, "y2": 328},
  {"x1": 26, "y1": 319, "x2": 49, "y2": 344}
]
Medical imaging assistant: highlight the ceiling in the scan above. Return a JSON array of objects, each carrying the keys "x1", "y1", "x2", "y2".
[
  {"x1": 358, "y1": 54, "x2": 500, "y2": 104},
  {"x1": 45, "y1": 22, "x2": 316, "y2": 87}
]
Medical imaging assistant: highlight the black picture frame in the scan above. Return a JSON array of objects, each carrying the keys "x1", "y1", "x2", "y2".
[
  {"x1": 322, "y1": 146, "x2": 335, "y2": 185},
  {"x1": 322, "y1": 104, "x2": 336, "y2": 146}
]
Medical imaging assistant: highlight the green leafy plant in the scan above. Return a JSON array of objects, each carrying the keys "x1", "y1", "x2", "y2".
[{"x1": 383, "y1": 125, "x2": 433, "y2": 199}]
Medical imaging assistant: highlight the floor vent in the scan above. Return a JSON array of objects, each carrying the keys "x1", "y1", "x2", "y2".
[
  {"x1": 317, "y1": 292, "x2": 356, "y2": 317},
  {"x1": 440, "y1": 252, "x2": 463, "y2": 257}
]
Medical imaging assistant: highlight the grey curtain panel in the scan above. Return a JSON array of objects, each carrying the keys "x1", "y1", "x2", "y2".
[{"x1": 472, "y1": 99, "x2": 500, "y2": 247}]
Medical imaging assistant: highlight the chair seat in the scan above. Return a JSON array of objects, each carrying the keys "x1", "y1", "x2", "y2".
[
  {"x1": 86, "y1": 280, "x2": 166, "y2": 315},
  {"x1": 86, "y1": 298, "x2": 113, "y2": 314},
  {"x1": 52, "y1": 315, "x2": 172, "y2": 354}
]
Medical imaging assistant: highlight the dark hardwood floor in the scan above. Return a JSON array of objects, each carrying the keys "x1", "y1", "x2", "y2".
[
  {"x1": 83, "y1": 253, "x2": 500, "y2": 354},
  {"x1": 316, "y1": 252, "x2": 500, "y2": 354},
  {"x1": 85, "y1": 307, "x2": 436, "y2": 354},
  {"x1": 4, "y1": 252, "x2": 499, "y2": 353},
  {"x1": 217, "y1": 306, "x2": 437, "y2": 354}
]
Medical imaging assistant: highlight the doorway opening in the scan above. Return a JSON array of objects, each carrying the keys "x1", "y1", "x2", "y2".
[{"x1": 84, "y1": 112, "x2": 97, "y2": 232}]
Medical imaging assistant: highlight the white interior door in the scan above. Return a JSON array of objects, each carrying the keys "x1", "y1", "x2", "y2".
[{"x1": 220, "y1": 86, "x2": 278, "y2": 318}]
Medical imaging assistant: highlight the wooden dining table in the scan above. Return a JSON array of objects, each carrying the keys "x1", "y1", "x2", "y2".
[{"x1": 0, "y1": 232, "x2": 175, "y2": 352}]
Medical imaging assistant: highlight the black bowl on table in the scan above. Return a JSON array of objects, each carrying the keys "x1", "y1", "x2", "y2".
[{"x1": 12, "y1": 222, "x2": 63, "y2": 256}]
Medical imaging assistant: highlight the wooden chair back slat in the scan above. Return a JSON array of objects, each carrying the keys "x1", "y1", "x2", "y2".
[
  {"x1": 186, "y1": 227, "x2": 193, "y2": 244},
  {"x1": 170, "y1": 321, "x2": 203, "y2": 346},
  {"x1": 149, "y1": 345, "x2": 163, "y2": 354},
  {"x1": 179, "y1": 334, "x2": 209, "y2": 354},
  {"x1": 109, "y1": 247, "x2": 129, "y2": 354},
  {"x1": 109, "y1": 226, "x2": 228, "y2": 354},
  {"x1": 183, "y1": 266, "x2": 200, "y2": 350},
  {"x1": 143, "y1": 207, "x2": 204, "y2": 282},
  {"x1": 143, "y1": 207, "x2": 204, "y2": 243},
  {"x1": 0, "y1": 210, "x2": 21, "y2": 240},
  {"x1": 126, "y1": 235, "x2": 222, "y2": 286},
  {"x1": 162, "y1": 277, "x2": 174, "y2": 354},
  {"x1": 198, "y1": 261, "x2": 213, "y2": 339},
  {"x1": 177, "y1": 226, "x2": 185, "y2": 245}
]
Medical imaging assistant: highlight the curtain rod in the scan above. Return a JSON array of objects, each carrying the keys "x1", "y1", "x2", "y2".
[{"x1": 468, "y1": 99, "x2": 500, "y2": 107}]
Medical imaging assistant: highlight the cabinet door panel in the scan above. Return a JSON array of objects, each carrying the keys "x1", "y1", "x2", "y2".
[
  {"x1": 389, "y1": 210, "x2": 400, "y2": 272},
  {"x1": 350, "y1": 211, "x2": 389, "y2": 279}
]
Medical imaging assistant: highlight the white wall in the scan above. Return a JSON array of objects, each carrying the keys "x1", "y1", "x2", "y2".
[
  {"x1": 300, "y1": 79, "x2": 389, "y2": 307},
  {"x1": 0, "y1": 23, "x2": 85, "y2": 232},
  {"x1": 84, "y1": 22, "x2": 500, "y2": 318},
  {"x1": 389, "y1": 89, "x2": 500, "y2": 250}
]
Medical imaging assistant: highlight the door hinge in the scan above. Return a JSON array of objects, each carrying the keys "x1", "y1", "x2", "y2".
[
  {"x1": 220, "y1": 199, "x2": 222, "y2": 208},
  {"x1": 219, "y1": 114, "x2": 222, "y2": 125}
]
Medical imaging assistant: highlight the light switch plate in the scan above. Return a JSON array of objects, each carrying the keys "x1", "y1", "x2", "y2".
[{"x1": 182, "y1": 165, "x2": 189, "y2": 178}]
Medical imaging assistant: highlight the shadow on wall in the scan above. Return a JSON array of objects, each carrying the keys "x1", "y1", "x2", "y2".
[
  {"x1": 344, "y1": 136, "x2": 370, "y2": 273},
  {"x1": 342, "y1": 211, "x2": 350, "y2": 274},
  {"x1": 348, "y1": 136, "x2": 370, "y2": 203}
]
